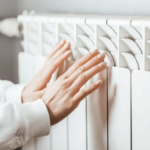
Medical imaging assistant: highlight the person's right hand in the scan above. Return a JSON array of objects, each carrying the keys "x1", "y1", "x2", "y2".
[{"x1": 42, "y1": 49, "x2": 107, "y2": 125}]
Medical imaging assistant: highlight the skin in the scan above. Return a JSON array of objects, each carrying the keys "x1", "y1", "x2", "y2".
[
  {"x1": 22, "y1": 39, "x2": 107, "y2": 126},
  {"x1": 42, "y1": 49, "x2": 107, "y2": 125},
  {"x1": 22, "y1": 39, "x2": 71, "y2": 103}
]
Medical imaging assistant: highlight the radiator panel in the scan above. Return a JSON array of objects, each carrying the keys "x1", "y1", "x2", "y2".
[{"x1": 17, "y1": 14, "x2": 150, "y2": 150}]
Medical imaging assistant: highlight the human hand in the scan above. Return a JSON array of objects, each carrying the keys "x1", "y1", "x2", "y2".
[
  {"x1": 42, "y1": 50, "x2": 107, "y2": 125},
  {"x1": 22, "y1": 40, "x2": 71, "y2": 103}
]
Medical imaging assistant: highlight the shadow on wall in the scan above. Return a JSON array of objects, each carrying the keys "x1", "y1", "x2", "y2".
[
  {"x1": 0, "y1": 35, "x2": 13, "y2": 81},
  {"x1": 0, "y1": 34, "x2": 22, "y2": 83},
  {"x1": 0, "y1": 0, "x2": 20, "y2": 83},
  {"x1": 15, "y1": 147, "x2": 21, "y2": 150}
]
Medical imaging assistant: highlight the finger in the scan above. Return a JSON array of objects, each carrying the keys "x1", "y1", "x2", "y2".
[
  {"x1": 72, "y1": 79, "x2": 103, "y2": 103},
  {"x1": 52, "y1": 43, "x2": 59, "y2": 50},
  {"x1": 53, "y1": 42, "x2": 70, "y2": 59},
  {"x1": 64, "y1": 49, "x2": 99, "y2": 77},
  {"x1": 67, "y1": 52, "x2": 105, "y2": 84},
  {"x1": 46, "y1": 39, "x2": 66, "y2": 60},
  {"x1": 43, "y1": 50, "x2": 72, "y2": 81},
  {"x1": 70, "y1": 62, "x2": 107, "y2": 94},
  {"x1": 31, "y1": 50, "x2": 71, "y2": 91}
]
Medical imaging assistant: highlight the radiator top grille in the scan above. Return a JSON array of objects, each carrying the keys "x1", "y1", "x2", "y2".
[{"x1": 18, "y1": 14, "x2": 150, "y2": 71}]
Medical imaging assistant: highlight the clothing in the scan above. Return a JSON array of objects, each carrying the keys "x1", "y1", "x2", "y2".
[{"x1": 0, "y1": 80, "x2": 50, "y2": 150}]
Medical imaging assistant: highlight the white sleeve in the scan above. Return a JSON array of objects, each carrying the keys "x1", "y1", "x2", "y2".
[
  {"x1": 0, "y1": 80, "x2": 26, "y2": 104},
  {"x1": 0, "y1": 80, "x2": 50, "y2": 150},
  {"x1": 0, "y1": 99, "x2": 50, "y2": 150},
  {"x1": 5, "y1": 83, "x2": 26, "y2": 103}
]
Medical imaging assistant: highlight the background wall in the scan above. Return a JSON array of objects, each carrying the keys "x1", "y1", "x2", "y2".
[
  {"x1": 0, "y1": 0, "x2": 18, "y2": 82},
  {"x1": 16, "y1": 0, "x2": 150, "y2": 16},
  {"x1": 1, "y1": 0, "x2": 150, "y2": 83}
]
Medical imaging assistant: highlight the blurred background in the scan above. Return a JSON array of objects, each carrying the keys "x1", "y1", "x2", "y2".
[{"x1": 0, "y1": 0, "x2": 150, "y2": 84}]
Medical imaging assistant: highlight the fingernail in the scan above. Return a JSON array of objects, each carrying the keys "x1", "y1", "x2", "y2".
[
  {"x1": 95, "y1": 80, "x2": 103, "y2": 85},
  {"x1": 99, "y1": 62, "x2": 107, "y2": 67},
  {"x1": 65, "y1": 41, "x2": 70, "y2": 46},
  {"x1": 60, "y1": 39, "x2": 65, "y2": 44},
  {"x1": 65, "y1": 50, "x2": 71, "y2": 55},
  {"x1": 90, "y1": 49, "x2": 98, "y2": 54},
  {"x1": 97, "y1": 52, "x2": 105, "y2": 58}
]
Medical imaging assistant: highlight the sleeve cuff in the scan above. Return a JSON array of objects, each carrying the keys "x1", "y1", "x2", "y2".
[
  {"x1": 21, "y1": 99, "x2": 50, "y2": 138},
  {"x1": 5, "y1": 84, "x2": 26, "y2": 103},
  {"x1": 0, "y1": 80, "x2": 14, "y2": 104}
]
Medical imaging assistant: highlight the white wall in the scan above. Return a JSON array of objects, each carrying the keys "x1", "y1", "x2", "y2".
[
  {"x1": 16, "y1": 0, "x2": 150, "y2": 16},
  {"x1": 0, "y1": 0, "x2": 18, "y2": 82}
]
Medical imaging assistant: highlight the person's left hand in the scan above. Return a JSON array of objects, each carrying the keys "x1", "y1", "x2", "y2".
[{"x1": 22, "y1": 40, "x2": 71, "y2": 103}]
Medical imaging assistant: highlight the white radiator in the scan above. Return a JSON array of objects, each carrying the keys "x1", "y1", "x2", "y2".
[{"x1": 17, "y1": 14, "x2": 150, "y2": 150}]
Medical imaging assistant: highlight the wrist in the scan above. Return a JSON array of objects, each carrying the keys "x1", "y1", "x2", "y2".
[
  {"x1": 21, "y1": 85, "x2": 30, "y2": 103},
  {"x1": 21, "y1": 88, "x2": 26, "y2": 103}
]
